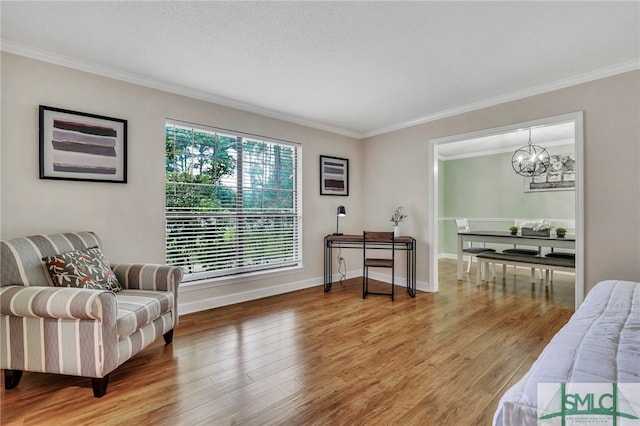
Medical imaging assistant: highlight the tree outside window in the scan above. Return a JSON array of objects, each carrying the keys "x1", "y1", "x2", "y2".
[{"x1": 165, "y1": 122, "x2": 301, "y2": 281}]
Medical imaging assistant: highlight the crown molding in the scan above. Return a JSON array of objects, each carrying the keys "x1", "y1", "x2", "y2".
[
  {"x1": 2, "y1": 39, "x2": 638, "y2": 141},
  {"x1": 438, "y1": 139, "x2": 575, "y2": 161},
  {"x1": 0, "y1": 39, "x2": 363, "y2": 139},
  {"x1": 362, "y1": 59, "x2": 640, "y2": 139}
]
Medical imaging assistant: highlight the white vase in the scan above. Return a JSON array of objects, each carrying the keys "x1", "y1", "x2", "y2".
[{"x1": 394, "y1": 226, "x2": 399, "y2": 238}]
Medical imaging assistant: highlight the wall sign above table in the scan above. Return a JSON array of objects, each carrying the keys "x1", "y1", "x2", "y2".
[{"x1": 524, "y1": 154, "x2": 575, "y2": 192}]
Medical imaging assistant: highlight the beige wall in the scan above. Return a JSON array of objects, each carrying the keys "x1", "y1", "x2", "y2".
[
  {"x1": 0, "y1": 52, "x2": 365, "y2": 313},
  {"x1": 363, "y1": 70, "x2": 640, "y2": 294},
  {"x1": 2, "y1": 51, "x2": 639, "y2": 308}
]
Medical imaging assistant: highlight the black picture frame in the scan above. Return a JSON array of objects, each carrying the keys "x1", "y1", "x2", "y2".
[
  {"x1": 320, "y1": 155, "x2": 349, "y2": 196},
  {"x1": 39, "y1": 105, "x2": 127, "y2": 183}
]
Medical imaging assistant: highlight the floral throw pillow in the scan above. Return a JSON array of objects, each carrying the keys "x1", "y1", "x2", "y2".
[{"x1": 43, "y1": 246, "x2": 122, "y2": 293}]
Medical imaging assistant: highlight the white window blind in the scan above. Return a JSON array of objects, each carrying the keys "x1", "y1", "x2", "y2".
[{"x1": 165, "y1": 120, "x2": 302, "y2": 282}]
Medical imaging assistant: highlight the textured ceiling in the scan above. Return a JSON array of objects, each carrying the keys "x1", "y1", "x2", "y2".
[{"x1": 1, "y1": 1, "x2": 639, "y2": 138}]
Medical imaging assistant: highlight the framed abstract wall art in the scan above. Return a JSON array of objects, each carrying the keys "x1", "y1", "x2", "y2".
[
  {"x1": 39, "y1": 105, "x2": 127, "y2": 183},
  {"x1": 320, "y1": 155, "x2": 348, "y2": 196}
]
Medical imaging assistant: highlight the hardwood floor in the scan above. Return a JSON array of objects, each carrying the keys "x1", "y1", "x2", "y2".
[{"x1": 1, "y1": 259, "x2": 574, "y2": 425}]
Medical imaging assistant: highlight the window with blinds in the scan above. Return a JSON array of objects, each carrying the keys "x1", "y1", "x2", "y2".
[{"x1": 165, "y1": 121, "x2": 302, "y2": 282}]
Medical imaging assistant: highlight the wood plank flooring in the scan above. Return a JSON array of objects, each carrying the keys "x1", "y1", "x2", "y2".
[{"x1": 1, "y1": 259, "x2": 574, "y2": 425}]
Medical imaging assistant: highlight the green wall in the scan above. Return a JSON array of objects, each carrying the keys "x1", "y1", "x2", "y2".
[{"x1": 439, "y1": 144, "x2": 575, "y2": 254}]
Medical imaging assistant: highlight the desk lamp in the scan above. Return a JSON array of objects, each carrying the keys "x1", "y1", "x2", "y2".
[{"x1": 334, "y1": 206, "x2": 346, "y2": 236}]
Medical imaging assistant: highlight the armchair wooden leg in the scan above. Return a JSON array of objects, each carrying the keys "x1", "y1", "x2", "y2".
[
  {"x1": 92, "y1": 375, "x2": 110, "y2": 398},
  {"x1": 163, "y1": 329, "x2": 174, "y2": 345},
  {"x1": 4, "y1": 369, "x2": 23, "y2": 390}
]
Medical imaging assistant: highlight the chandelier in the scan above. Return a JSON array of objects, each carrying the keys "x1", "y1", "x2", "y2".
[{"x1": 511, "y1": 129, "x2": 550, "y2": 177}]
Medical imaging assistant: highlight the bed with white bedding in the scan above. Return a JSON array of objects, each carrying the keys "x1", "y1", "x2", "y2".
[{"x1": 493, "y1": 279, "x2": 640, "y2": 426}]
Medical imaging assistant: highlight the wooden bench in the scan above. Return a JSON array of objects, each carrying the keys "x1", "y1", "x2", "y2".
[{"x1": 475, "y1": 252, "x2": 575, "y2": 287}]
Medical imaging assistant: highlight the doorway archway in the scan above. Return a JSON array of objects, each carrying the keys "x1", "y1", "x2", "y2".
[{"x1": 427, "y1": 112, "x2": 584, "y2": 308}]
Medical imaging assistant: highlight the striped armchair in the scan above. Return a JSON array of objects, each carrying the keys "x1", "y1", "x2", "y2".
[{"x1": 0, "y1": 232, "x2": 182, "y2": 397}]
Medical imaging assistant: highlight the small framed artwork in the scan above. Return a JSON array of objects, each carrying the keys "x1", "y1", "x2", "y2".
[
  {"x1": 320, "y1": 155, "x2": 348, "y2": 196},
  {"x1": 39, "y1": 105, "x2": 127, "y2": 183}
]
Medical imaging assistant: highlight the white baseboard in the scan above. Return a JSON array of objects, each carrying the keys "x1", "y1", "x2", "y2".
[
  {"x1": 363, "y1": 270, "x2": 430, "y2": 293},
  {"x1": 178, "y1": 269, "x2": 430, "y2": 316},
  {"x1": 178, "y1": 275, "x2": 320, "y2": 316},
  {"x1": 439, "y1": 253, "x2": 458, "y2": 260}
]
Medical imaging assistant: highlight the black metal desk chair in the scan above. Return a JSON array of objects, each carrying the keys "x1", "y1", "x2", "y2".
[{"x1": 362, "y1": 231, "x2": 395, "y2": 301}]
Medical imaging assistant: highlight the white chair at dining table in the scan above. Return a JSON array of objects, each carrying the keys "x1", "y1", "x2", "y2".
[{"x1": 454, "y1": 218, "x2": 496, "y2": 275}]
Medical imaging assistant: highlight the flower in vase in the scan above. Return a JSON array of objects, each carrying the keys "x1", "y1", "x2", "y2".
[{"x1": 390, "y1": 207, "x2": 408, "y2": 226}]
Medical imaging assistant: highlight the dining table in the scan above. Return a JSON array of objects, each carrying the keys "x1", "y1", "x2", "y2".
[{"x1": 457, "y1": 230, "x2": 575, "y2": 280}]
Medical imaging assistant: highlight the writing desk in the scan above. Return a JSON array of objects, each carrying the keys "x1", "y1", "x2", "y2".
[
  {"x1": 457, "y1": 230, "x2": 575, "y2": 280},
  {"x1": 324, "y1": 234, "x2": 416, "y2": 297}
]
